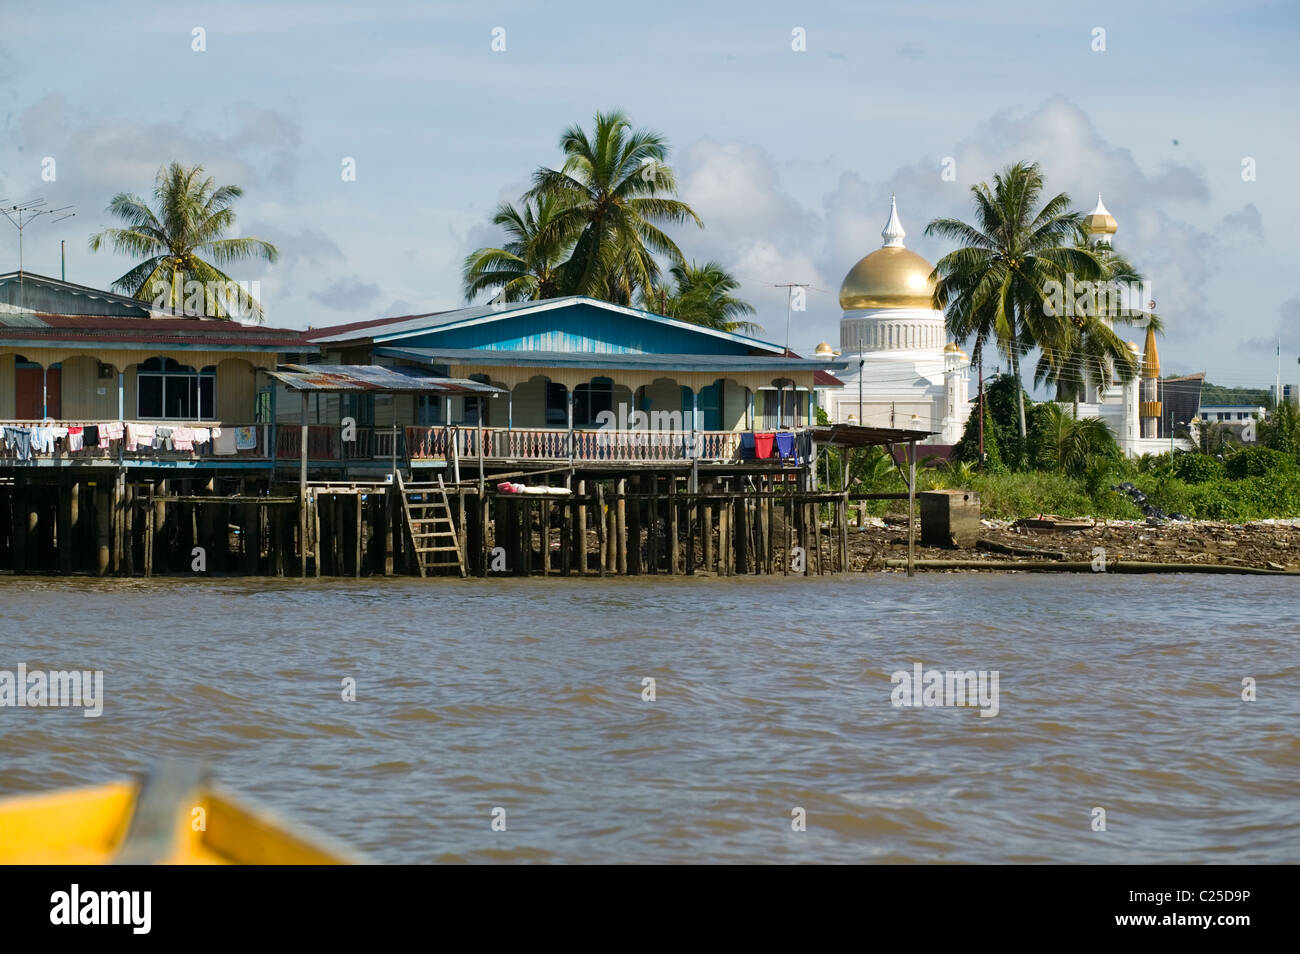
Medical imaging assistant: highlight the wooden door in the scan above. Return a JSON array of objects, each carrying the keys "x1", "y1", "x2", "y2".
[{"x1": 14, "y1": 367, "x2": 60, "y2": 419}]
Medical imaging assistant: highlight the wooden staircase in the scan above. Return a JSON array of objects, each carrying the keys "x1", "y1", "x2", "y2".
[{"x1": 396, "y1": 472, "x2": 466, "y2": 578}]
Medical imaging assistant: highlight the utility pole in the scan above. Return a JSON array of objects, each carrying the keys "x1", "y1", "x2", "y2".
[
  {"x1": 858, "y1": 356, "x2": 865, "y2": 426},
  {"x1": 773, "y1": 282, "x2": 810, "y2": 354},
  {"x1": 978, "y1": 356, "x2": 985, "y2": 465},
  {"x1": 1276, "y1": 338, "x2": 1282, "y2": 410}
]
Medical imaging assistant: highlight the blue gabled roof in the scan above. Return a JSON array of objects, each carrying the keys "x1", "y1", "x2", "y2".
[
  {"x1": 377, "y1": 345, "x2": 848, "y2": 374},
  {"x1": 305, "y1": 296, "x2": 784, "y2": 355}
]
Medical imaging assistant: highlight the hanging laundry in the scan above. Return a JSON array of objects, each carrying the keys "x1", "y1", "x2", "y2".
[
  {"x1": 172, "y1": 426, "x2": 194, "y2": 451},
  {"x1": 104, "y1": 421, "x2": 124, "y2": 441},
  {"x1": 191, "y1": 426, "x2": 210, "y2": 447},
  {"x1": 214, "y1": 428, "x2": 237, "y2": 456},
  {"x1": 126, "y1": 423, "x2": 156, "y2": 452},
  {"x1": 4, "y1": 426, "x2": 32, "y2": 461},
  {"x1": 234, "y1": 425, "x2": 258, "y2": 450},
  {"x1": 753, "y1": 432, "x2": 776, "y2": 460},
  {"x1": 31, "y1": 427, "x2": 56, "y2": 454},
  {"x1": 82, "y1": 425, "x2": 99, "y2": 449},
  {"x1": 154, "y1": 426, "x2": 174, "y2": 451},
  {"x1": 67, "y1": 426, "x2": 84, "y2": 453}
]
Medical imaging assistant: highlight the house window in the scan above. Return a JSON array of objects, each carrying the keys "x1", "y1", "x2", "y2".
[
  {"x1": 573, "y1": 377, "x2": 614, "y2": 427},
  {"x1": 342, "y1": 393, "x2": 374, "y2": 426},
  {"x1": 416, "y1": 395, "x2": 445, "y2": 426},
  {"x1": 545, "y1": 382, "x2": 568, "y2": 426},
  {"x1": 137, "y1": 358, "x2": 215, "y2": 420}
]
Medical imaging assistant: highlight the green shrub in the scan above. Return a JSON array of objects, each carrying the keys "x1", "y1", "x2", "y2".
[
  {"x1": 1224, "y1": 446, "x2": 1296, "y2": 480},
  {"x1": 1170, "y1": 452, "x2": 1224, "y2": 484}
]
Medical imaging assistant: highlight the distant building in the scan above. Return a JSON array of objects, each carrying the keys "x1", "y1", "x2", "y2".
[{"x1": 1199, "y1": 404, "x2": 1268, "y2": 423}]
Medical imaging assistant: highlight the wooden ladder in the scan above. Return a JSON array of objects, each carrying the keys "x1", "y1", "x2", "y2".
[{"x1": 396, "y1": 471, "x2": 465, "y2": 578}]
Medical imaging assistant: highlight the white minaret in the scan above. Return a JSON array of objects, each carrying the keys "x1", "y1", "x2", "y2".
[
  {"x1": 1120, "y1": 341, "x2": 1141, "y2": 456},
  {"x1": 940, "y1": 343, "x2": 970, "y2": 444},
  {"x1": 881, "y1": 194, "x2": 906, "y2": 248}
]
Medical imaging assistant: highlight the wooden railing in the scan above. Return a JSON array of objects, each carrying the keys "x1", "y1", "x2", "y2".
[{"x1": 403, "y1": 426, "x2": 752, "y2": 462}]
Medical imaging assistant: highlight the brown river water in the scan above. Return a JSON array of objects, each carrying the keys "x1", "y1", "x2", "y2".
[{"x1": 1, "y1": 574, "x2": 1296, "y2": 863}]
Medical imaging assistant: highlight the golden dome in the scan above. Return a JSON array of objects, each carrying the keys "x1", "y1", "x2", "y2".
[
  {"x1": 839, "y1": 247, "x2": 937, "y2": 310},
  {"x1": 1083, "y1": 193, "x2": 1118, "y2": 240},
  {"x1": 840, "y1": 198, "x2": 938, "y2": 310},
  {"x1": 814, "y1": 341, "x2": 836, "y2": 357},
  {"x1": 943, "y1": 342, "x2": 960, "y2": 353}
]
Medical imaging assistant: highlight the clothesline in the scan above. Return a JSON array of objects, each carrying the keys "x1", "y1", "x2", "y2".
[{"x1": 0, "y1": 422, "x2": 260, "y2": 461}]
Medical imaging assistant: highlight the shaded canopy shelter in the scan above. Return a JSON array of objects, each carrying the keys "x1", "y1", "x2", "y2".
[
  {"x1": 262, "y1": 365, "x2": 507, "y2": 573},
  {"x1": 810, "y1": 423, "x2": 936, "y2": 578}
]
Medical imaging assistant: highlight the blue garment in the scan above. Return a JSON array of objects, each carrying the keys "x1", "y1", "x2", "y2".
[
  {"x1": 775, "y1": 432, "x2": 797, "y2": 459},
  {"x1": 739, "y1": 432, "x2": 756, "y2": 460},
  {"x1": 5, "y1": 426, "x2": 32, "y2": 461}
]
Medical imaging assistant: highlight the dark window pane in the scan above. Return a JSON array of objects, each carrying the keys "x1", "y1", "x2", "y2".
[
  {"x1": 164, "y1": 376, "x2": 190, "y2": 418},
  {"x1": 138, "y1": 376, "x2": 162, "y2": 418},
  {"x1": 199, "y1": 376, "x2": 215, "y2": 419}
]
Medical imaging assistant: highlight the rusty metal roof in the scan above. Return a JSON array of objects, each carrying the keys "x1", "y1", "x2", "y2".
[
  {"x1": 265, "y1": 364, "x2": 504, "y2": 394},
  {"x1": 810, "y1": 424, "x2": 935, "y2": 447}
]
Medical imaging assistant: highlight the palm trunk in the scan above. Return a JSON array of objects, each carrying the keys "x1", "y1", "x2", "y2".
[{"x1": 1010, "y1": 350, "x2": 1027, "y2": 439}]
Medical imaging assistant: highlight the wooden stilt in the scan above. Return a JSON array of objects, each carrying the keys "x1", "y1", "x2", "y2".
[
  {"x1": 668, "y1": 476, "x2": 678, "y2": 574},
  {"x1": 616, "y1": 479, "x2": 628, "y2": 576}
]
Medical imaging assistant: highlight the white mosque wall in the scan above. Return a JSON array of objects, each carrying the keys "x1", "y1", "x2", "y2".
[{"x1": 841, "y1": 307, "x2": 947, "y2": 353}]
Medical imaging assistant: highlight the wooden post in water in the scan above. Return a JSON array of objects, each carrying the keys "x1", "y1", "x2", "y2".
[
  {"x1": 686, "y1": 490, "x2": 695, "y2": 575},
  {"x1": 702, "y1": 482, "x2": 714, "y2": 573},
  {"x1": 719, "y1": 492, "x2": 730, "y2": 577},
  {"x1": 668, "y1": 475, "x2": 679, "y2": 575},
  {"x1": 57, "y1": 479, "x2": 72, "y2": 575},
  {"x1": 312, "y1": 491, "x2": 322, "y2": 578},
  {"x1": 354, "y1": 491, "x2": 363, "y2": 579},
  {"x1": 734, "y1": 495, "x2": 748, "y2": 575},
  {"x1": 153, "y1": 479, "x2": 168, "y2": 575},
  {"x1": 123, "y1": 481, "x2": 135, "y2": 577},
  {"x1": 95, "y1": 481, "x2": 110, "y2": 576},
  {"x1": 300, "y1": 393, "x2": 309, "y2": 578},
  {"x1": 576, "y1": 480, "x2": 587, "y2": 576},
  {"x1": 907, "y1": 440, "x2": 916, "y2": 578},
  {"x1": 617, "y1": 479, "x2": 630, "y2": 575},
  {"x1": 143, "y1": 485, "x2": 154, "y2": 579}
]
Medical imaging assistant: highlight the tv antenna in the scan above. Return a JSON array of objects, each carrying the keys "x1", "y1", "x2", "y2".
[{"x1": 1, "y1": 197, "x2": 77, "y2": 272}]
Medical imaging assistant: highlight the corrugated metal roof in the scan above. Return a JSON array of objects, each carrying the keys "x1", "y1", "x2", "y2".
[
  {"x1": 0, "y1": 312, "x2": 310, "y2": 349},
  {"x1": 266, "y1": 364, "x2": 505, "y2": 393},
  {"x1": 376, "y1": 346, "x2": 848, "y2": 373},
  {"x1": 810, "y1": 424, "x2": 935, "y2": 447}
]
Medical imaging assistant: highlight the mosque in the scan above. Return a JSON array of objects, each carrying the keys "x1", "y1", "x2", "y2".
[
  {"x1": 815, "y1": 196, "x2": 1175, "y2": 457},
  {"x1": 814, "y1": 197, "x2": 971, "y2": 445}
]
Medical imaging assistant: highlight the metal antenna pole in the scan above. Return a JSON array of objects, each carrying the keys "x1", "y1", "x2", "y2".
[
  {"x1": 1, "y1": 198, "x2": 76, "y2": 305},
  {"x1": 773, "y1": 282, "x2": 809, "y2": 354}
]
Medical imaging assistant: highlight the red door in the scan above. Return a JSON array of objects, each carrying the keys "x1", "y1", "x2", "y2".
[{"x1": 15, "y1": 367, "x2": 60, "y2": 419}]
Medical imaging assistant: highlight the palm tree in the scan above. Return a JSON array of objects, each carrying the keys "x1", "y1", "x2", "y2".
[
  {"x1": 1035, "y1": 236, "x2": 1158, "y2": 413},
  {"x1": 88, "y1": 162, "x2": 278, "y2": 321},
  {"x1": 640, "y1": 260, "x2": 760, "y2": 333},
  {"x1": 925, "y1": 161, "x2": 1105, "y2": 446},
  {"x1": 463, "y1": 194, "x2": 570, "y2": 302},
  {"x1": 1034, "y1": 402, "x2": 1118, "y2": 476},
  {"x1": 528, "y1": 110, "x2": 702, "y2": 304}
]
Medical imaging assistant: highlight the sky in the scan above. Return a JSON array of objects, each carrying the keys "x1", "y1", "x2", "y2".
[{"x1": 1, "y1": 0, "x2": 1297, "y2": 391}]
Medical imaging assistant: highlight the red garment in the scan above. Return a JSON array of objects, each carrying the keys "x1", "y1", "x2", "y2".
[{"x1": 753, "y1": 432, "x2": 776, "y2": 459}]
